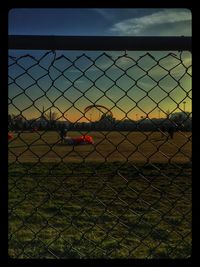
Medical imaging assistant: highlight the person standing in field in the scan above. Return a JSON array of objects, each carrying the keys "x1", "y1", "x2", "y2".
[
  {"x1": 59, "y1": 125, "x2": 68, "y2": 143},
  {"x1": 158, "y1": 124, "x2": 174, "y2": 140},
  {"x1": 167, "y1": 125, "x2": 176, "y2": 139}
]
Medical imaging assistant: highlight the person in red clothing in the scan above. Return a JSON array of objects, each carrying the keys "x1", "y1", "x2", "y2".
[
  {"x1": 8, "y1": 132, "x2": 13, "y2": 140},
  {"x1": 63, "y1": 133, "x2": 94, "y2": 145}
]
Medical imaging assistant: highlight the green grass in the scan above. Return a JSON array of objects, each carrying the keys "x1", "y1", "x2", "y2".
[
  {"x1": 8, "y1": 162, "x2": 192, "y2": 259},
  {"x1": 8, "y1": 131, "x2": 192, "y2": 163}
]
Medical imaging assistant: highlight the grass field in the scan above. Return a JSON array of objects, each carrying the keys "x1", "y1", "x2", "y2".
[
  {"x1": 8, "y1": 131, "x2": 192, "y2": 163},
  {"x1": 8, "y1": 131, "x2": 192, "y2": 258}
]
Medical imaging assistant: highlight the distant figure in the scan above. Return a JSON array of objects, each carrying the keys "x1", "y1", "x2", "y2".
[
  {"x1": 167, "y1": 125, "x2": 175, "y2": 139},
  {"x1": 8, "y1": 132, "x2": 13, "y2": 141},
  {"x1": 59, "y1": 125, "x2": 68, "y2": 143},
  {"x1": 156, "y1": 125, "x2": 175, "y2": 140}
]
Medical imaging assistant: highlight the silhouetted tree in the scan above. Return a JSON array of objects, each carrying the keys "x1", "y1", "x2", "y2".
[{"x1": 45, "y1": 109, "x2": 59, "y2": 130}]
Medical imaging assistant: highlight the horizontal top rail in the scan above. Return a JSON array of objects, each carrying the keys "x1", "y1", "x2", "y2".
[{"x1": 8, "y1": 35, "x2": 192, "y2": 51}]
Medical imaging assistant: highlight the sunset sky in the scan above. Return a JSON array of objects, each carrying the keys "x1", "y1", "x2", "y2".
[{"x1": 8, "y1": 8, "x2": 192, "y2": 122}]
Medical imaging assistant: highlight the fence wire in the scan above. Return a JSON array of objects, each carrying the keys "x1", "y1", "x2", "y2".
[{"x1": 8, "y1": 49, "x2": 192, "y2": 259}]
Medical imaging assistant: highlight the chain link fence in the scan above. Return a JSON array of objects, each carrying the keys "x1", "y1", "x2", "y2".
[{"x1": 8, "y1": 36, "x2": 192, "y2": 259}]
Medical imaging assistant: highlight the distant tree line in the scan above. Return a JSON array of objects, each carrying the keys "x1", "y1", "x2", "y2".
[{"x1": 8, "y1": 111, "x2": 192, "y2": 132}]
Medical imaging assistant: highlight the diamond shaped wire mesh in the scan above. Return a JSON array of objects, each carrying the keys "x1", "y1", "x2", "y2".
[{"x1": 8, "y1": 49, "x2": 192, "y2": 259}]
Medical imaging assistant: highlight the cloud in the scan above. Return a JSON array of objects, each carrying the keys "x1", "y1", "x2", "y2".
[
  {"x1": 109, "y1": 9, "x2": 192, "y2": 36},
  {"x1": 93, "y1": 9, "x2": 114, "y2": 22}
]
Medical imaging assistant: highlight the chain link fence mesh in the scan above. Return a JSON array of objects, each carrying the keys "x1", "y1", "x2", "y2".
[{"x1": 8, "y1": 49, "x2": 192, "y2": 259}]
